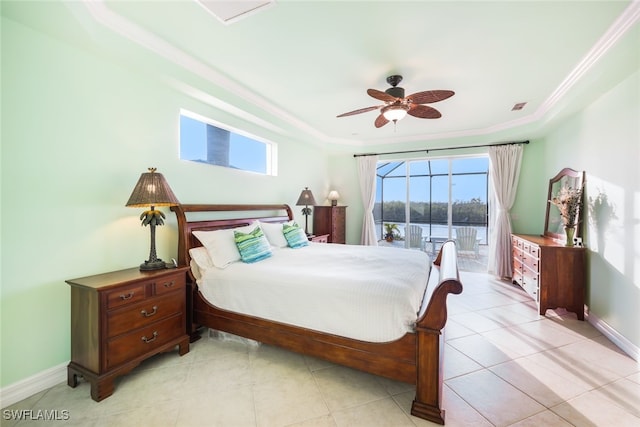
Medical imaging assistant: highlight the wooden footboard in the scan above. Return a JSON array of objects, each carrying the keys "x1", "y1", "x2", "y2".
[
  {"x1": 412, "y1": 241, "x2": 463, "y2": 423},
  {"x1": 171, "y1": 204, "x2": 462, "y2": 424},
  {"x1": 193, "y1": 295, "x2": 418, "y2": 383}
]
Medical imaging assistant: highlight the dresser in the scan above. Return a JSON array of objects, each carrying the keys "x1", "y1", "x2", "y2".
[
  {"x1": 67, "y1": 267, "x2": 190, "y2": 401},
  {"x1": 313, "y1": 206, "x2": 346, "y2": 244},
  {"x1": 511, "y1": 234, "x2": 586, "y2": 320}
]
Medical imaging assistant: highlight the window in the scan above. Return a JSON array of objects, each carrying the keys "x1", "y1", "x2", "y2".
[
  {"x1": 179, "y1": 110, "x2": 277, "y2": 175},
  {"x1": 375, "y1": 156, "x2": 489, "y2": 250}
]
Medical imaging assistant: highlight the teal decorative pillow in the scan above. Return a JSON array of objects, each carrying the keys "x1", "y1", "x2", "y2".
[
  {"x1": 283, "y1": 223, "x2": 309, "y2": 249},
  {"x1": 234, "y1": 226, "x2": 272, "y2": 263}
]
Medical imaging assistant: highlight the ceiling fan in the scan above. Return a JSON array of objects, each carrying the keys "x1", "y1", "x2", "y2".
[{"x1": 337, "y1": 75, "x2": 454, "y2": 128}]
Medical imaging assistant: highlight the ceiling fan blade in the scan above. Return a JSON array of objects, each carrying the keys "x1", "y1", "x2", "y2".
[
  {"x1": 367, "y1": 89, "x2": 398, "y2": 103},
  {"x1": 408, "y1": 104, "x2": 442, "y2": 119},
  {"x1": 374, "y1": 114, "x2": 389, "y2": 128},
  {"x1": 336, "y1": 105, "x2": 382, "y2": 118},
  {"x1": 406, "y1": 90, "x2": 455, "y2": 104}
]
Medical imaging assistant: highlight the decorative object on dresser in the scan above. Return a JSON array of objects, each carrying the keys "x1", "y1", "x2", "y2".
[
  {"x1": 544, "y1": 168, "x2": 585, "y2": 245},
  {"x1": 295, "y1": 187, "x2": 317, "y2": 235},
  {"x1": 313, "y1": 205, "x2": 347, "y2": 244},
  {"x1": 67, "y1": 267, "x2": 190, "y2": 401},
  {"x1": 327, "y1": 190, "x2": 340, "y2": 206},
  {"x1": 512, "y1": 234, "x2": 586, "y2": 320},
  {"x1": 126, "y1": 167, "x2": 180, "y2": 270}
]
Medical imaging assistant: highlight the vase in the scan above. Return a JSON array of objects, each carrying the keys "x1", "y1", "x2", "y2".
[{"x1": 564, "y1": 226, "x2": 575, "y2": 247}]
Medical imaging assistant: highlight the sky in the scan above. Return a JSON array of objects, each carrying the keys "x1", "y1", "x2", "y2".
[
  {"x1": 377, "y1": 157, "x2": 489, "y2": 203},
  {"x1": 180, "y1": 114, "x2": 268, "y2": 174}
]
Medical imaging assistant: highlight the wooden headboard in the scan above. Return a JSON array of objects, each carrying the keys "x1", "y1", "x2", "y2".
[{"x1": 170, "y1": 204, "x2": 293, "y2": 268}]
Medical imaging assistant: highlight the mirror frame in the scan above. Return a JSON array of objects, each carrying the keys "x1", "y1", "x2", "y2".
[{"x1": 544, "y1": 168, "x2": 585, "y2": 241}]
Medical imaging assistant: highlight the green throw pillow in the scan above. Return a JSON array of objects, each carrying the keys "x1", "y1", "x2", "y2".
[
  {"x1": 234, "y1": 226, "x2": 272, "y2": 263},
  {"x1": 283, "y1": 223, "x2": 309, "y2": 249}
]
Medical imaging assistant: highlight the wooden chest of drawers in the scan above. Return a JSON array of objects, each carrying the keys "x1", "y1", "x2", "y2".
[
  {"x1": 67, "y1": 267, "x2": 190, "y2": 401},
  {"x1": 512, "y1": 234, "x2": 586, "y2": 320},
  {"x1": 313, "y1": 206, "x2": 346, "y2": 244}
]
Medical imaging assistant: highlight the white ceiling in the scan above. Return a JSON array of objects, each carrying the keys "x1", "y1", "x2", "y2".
[{"x1": 5, "y1": 1, "x2": 639, "y2": 148}]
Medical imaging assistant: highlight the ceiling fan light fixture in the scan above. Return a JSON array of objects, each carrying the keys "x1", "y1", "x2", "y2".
[{"x1": 382, "y1": 105, "x2": 409, "y2": 122}]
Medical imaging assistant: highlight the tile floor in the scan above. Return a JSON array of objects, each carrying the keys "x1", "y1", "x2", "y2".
[{"x1": 3, "y1": 272, "x2": 639, "y2": 426}]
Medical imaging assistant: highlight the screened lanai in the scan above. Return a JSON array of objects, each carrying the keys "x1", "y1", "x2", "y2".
[{"x1": 375, "y1": 157, "x2": 490, "y2": 271}]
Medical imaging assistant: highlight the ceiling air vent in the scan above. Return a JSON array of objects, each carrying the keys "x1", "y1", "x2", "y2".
[
  {"x1": 196, "y1": 1, "x2": 275, "y2": 25},
  {"x1": 512, "y1": 102, "x2": 527, "y2": 111}
]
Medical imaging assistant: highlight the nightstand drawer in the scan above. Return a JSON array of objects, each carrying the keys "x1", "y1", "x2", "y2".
[
  {"x1": 106, "y1": 313, "x2": 184, "y2": 369},
  {"x1": 106, "y1": 284, "x2": 146, "y2": 309},
  {"x1": 107, "y1": 293, "x2": 184, "y2": 338},
  {"x1": 154, "y1": 272, "x2": 185, "y2": 295}
]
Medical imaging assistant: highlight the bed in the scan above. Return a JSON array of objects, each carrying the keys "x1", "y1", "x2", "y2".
[{"x1": 171, "y1": 203, "x2": 463, "y2": 424}]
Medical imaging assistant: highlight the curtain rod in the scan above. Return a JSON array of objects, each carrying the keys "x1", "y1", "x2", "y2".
[{"x1": 352, "y1": 140, "x2": 529, "y2": 158}]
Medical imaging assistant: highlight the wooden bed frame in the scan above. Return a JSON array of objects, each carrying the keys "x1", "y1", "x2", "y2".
[{"x1": 171, "y1": 203, "x2": 463, "y2": 424}]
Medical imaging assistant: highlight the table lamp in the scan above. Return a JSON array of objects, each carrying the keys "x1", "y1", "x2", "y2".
[
  {"x1": 295, "y1": 187, "x2": 317, "y2": 235},
  {"x1": 126, "y1": 168, "x2": 180, "y2": 270},
  {"x1": 327, "y1": 190, "x2": 340, "y2": 206}
]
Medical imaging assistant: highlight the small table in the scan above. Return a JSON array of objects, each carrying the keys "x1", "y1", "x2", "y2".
[{"x1": 429, "y1": 237, "x2": 450, "y2": 255}]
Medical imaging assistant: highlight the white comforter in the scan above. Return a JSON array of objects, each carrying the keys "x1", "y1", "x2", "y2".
[{"x1": 196, "y1": 243, "x2": 431, "y2": 342}]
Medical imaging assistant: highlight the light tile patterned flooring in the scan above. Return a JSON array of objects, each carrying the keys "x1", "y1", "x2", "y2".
[{"x1": 3, "y1": 272, "x2": 639, "y2": 426}]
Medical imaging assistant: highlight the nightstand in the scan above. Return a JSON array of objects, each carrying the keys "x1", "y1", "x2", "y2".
[
  {"x1": 309, "y1": 234, "x2": 330, "y2": 243},
  {"x1": 67, "y1": 266, "x2": 190, "y2": 401}
]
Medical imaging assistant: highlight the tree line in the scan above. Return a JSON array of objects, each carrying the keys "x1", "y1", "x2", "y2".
[{"x1": 375, "y1": 198, "x2": 487, "y2": 225}]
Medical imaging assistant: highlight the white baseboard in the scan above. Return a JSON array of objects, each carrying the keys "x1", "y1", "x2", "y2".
[
  {"x1": 587, "y1": 311, "x2": 639, "y2": 362},
  {"x1": 0, "y1": 362, "x2": 67, "y2": 408}
]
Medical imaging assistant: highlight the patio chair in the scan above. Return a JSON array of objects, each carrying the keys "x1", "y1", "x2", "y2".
[
  {"x1": 406, "y1": 225, "x2": 425, "y2": 251},
  {"x1": 455, "y1": 227, "x2": 479, "y2": 258}
]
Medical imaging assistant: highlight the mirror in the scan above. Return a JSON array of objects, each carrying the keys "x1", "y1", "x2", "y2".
[{"x1": 544, "y1": 168, "x2": 585, "y2": 240}]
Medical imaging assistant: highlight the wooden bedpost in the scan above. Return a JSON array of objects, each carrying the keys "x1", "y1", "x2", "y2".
[{"x1": 411, "y1": 241, "x2": 463, "y2": 424}]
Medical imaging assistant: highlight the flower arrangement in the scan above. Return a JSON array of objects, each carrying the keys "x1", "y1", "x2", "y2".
[{"x1": 549, "y1": 185, "x2": 582, "y2": 228}]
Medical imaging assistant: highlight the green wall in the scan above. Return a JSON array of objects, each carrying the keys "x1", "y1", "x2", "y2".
[
  {"x1": 0, "y1": 15, "x2": 328, "y2": 387},
  {"x1": 513, "y1": 70, "x2": 640, "y2": 351}
]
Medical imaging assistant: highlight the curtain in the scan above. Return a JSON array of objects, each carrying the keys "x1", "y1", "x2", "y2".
[
  {"x1": 488, "y1": 144, "x2": 523, "y2": 278},
  {"x1": 357, "y1": 155, "x2": 379, "y2": 246}
]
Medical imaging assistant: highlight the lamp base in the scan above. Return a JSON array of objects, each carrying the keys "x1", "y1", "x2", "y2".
[{"x1": 139, "y1": 259, "x2": 167, "y2": 271}]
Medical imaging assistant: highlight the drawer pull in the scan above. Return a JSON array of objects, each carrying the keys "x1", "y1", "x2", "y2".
[
  {"x1": 119, "y1": 292, "x2": 135, "y2": 300},
  {"x1": 163, "y1": 280, "x2": 175, "y2": 288},
  {"x1": 141, "y1": 332, "x2": 158, "y2": 343},
  {"x1": 140, "y1": 306, "x2": 158, "y2": 317}
]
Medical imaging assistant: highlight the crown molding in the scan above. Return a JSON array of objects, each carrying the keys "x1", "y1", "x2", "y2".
[{"x1": 81, "y1": 0, "x2": 638, "y2": 147}]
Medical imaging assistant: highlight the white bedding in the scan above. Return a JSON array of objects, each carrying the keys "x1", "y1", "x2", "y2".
[{"x1": 195, "y1": 243, "x2": 431, "y2": 342}]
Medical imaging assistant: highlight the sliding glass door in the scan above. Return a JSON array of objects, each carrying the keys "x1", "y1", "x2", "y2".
[{"x1": 375, "y1": 155, "x2": 489, "y2": 255}]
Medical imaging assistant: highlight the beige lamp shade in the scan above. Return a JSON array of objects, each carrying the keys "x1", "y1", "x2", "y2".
[
  {"x1": 327, "y1": 190, "x2": 340, "y2": 206},
  {"x1": 126, "y1": 168, "x2": 180, "y2": 207}
]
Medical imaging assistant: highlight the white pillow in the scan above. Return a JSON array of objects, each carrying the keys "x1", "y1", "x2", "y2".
[
  {"x1": 193, "y1": 221, "x2": 258, "y2": 269},
  {"x1": 189, "y1": 247, "x2": 214, "y2": 280},
  {"x1": 260, "y1": 220, "x2": 294, "y2": 248}
]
